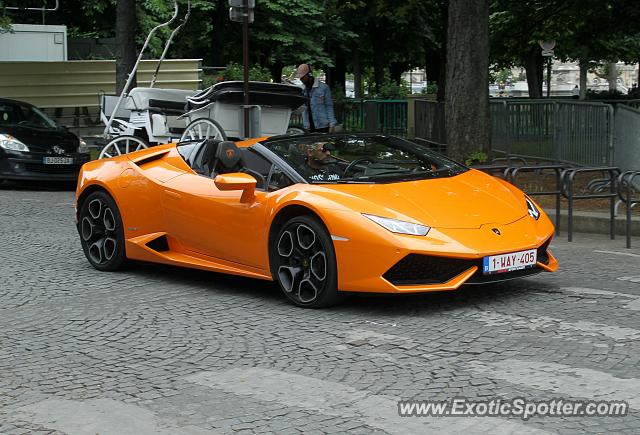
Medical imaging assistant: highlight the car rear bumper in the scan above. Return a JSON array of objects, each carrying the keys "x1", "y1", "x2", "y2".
[{"x1": 0, "y1": 153, "x2": 90, "y2": 181}]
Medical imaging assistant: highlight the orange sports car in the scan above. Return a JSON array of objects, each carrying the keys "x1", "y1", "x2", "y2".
[{"x1": 76, "y1": 133, "x2": 557, "y2": 307}]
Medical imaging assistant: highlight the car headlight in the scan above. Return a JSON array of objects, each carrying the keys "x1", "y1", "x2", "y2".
[
  {"x1": 0, "y1": 134, "x2": 30, "y2": 152},
  {"x1": 78, "y1": 138, "x2": 89, "y2": 153},
  {"x1": 362, "y1": 214, "x2": 430, "y2": 236},
  {"x1": 525, "y1": 195, "x2": 540, "y2": 220}
]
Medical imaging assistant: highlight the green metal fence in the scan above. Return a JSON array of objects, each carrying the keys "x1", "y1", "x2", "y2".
[
  {"x1": 490, "y1": 100, "x2": 614, "y2": 166},
  {"x1": 614, "y1": 104, "x2": 640, "y2": 172},
  {"x1": 289, "y1": 99, "x2": 408, "y2": 137}
]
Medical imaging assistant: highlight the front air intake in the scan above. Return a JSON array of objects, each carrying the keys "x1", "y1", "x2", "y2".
[{"x1": 383, "y1": 254, "x2": 475, "y2": 285}]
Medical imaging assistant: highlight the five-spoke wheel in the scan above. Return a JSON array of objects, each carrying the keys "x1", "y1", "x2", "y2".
[
  {"x1": 78, "y1": 191, "x2": 127, "y2": 271},
  {"x1": 271, "y1": 216, "x2": 340, "y2": 308}
]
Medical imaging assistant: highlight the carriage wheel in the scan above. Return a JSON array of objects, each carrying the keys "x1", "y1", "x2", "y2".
[
  {"x1": 98, "y1": 135, "x2": 150, "y2": 159},
  {"x1": 180, "y1": 118, "x2": 226, "y2": 142}
]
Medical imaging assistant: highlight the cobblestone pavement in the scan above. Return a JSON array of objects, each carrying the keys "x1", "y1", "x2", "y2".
[{"x1": 1, "y1": 185, "x2": 640, "y2": 434}]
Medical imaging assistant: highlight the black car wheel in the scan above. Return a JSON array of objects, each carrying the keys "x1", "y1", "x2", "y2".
[
  {"x1": 78, "y1": 191, "x2": 128, "y2": 271},
  {"x1": 272, "y1": 215, "x2": 342, "y2": 308}
]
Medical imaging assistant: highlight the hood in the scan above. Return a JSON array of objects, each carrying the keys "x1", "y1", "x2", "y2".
[
  {"x1": 320, "y1": 170, "x2": 527, "y2": 229},
  {"x1": 0, "y1": 124, "x2": 79, "y2": 154}
]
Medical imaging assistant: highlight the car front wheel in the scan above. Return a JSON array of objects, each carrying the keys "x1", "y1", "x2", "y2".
[
  {"x1": 271, "y1": 215, "x2": 342, "y2": 308},
  {"x1": 78, "y1": 191, "x2": 128, "y2": 271}
]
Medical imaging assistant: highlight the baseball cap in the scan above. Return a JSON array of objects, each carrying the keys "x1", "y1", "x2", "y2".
[{"x1": 296, "y1": 64, "x2": 311, "y2": 79}]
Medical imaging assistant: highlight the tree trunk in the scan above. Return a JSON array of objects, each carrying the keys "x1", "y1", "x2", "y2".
[
  {"x1": 524, "y1": 45, "x2": 543, "y2": 99},
  {"x1": 437, "y1": 0, "x2": 448, "y2": 102},
  {"x1": 115, "y1": 0, "x2": 137, "y2": 94},
  {"x1": 424, "y1": 45, "x2": 441, "y2": 88},
  {"x1": 445, "y1": 0, "x2": 490, "y2": 161},
  {"x1": 608, "y1": 62, "x2": 617, "y2": 92},
  {"x1": 579, "y1": 60, "x2": 588, "y2": 100},
  {"x1": 370, "y1": 22, "x2": 386, "y2": 92},
  {"x1": 328, "y1": 50, "x2": 346, "y2": 93},
  {"x1": 210, "y1": 0, "x2": 226, "y2": 67},
  {"x1": 352, "y1": 48, "x2": 363, "y2": 99},
  {"x1": 269, "y1": 61, "x2": 283, "y2": 83},
  {"x1": 390, "y1": 63, "x2": 404, "y2": 85}
]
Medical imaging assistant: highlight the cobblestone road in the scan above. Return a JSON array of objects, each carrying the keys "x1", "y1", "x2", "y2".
[{"x1": 1, "y1": 185, "x2": 640, "y2": 434}]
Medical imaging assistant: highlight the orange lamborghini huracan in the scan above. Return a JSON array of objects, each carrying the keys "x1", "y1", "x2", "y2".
[{"x1": 76, "y1": 133, "x2": 557, "y2": 307}]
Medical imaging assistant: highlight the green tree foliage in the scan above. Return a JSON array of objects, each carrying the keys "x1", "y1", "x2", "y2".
[
  {"x1": 250, "y1": 0, "x2": 329, "y2": 81},
  {"x1": 490, "y1": 0, "x2": 640, "y2": 98},
  {"x1": 0, "y1": 15, "x2": 12, "y2": 33}
]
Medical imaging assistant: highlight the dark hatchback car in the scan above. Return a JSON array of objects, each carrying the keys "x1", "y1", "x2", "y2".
[{"x1": 0, "y1": 98, "x2": 90, "y2": 182}]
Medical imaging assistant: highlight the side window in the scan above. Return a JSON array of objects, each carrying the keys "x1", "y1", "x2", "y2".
[
  {"x1": 267, "y1": 165, "x2": 294, "y2": 191},
  {"x1": 241, "y1": 149, "x2": 272, "y2": 190}
]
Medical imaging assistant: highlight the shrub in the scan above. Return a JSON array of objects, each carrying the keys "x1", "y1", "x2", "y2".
[
  {"x1": 465, "y1": 150, "x2": 489, "y2": 166},
  {"x1": 202, "y1": 63, "x2": 273, "y2": 89}
]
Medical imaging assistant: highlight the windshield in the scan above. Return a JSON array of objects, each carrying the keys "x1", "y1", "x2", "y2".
[
  {"x1": 262, "y1": 134, "x2": 467, "y2": 184},
  {"x1": 0, "y1": 101, "x2": 58, "y2": 129}
]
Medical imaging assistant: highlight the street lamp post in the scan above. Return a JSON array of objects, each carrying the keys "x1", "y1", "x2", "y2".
[{"x1": 229, "y1": 0, "x2": 255, "y2": 138}]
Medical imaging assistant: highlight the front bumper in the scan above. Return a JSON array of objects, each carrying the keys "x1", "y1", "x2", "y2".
[
  {"x1": 332, "y1": 213, "x2": 558, "y2": 294},
  {"x1": 0, "y1": 152, "x2": 90, "y2": 181}
]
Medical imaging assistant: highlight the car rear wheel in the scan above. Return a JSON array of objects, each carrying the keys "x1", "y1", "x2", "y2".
[
  {"x1": 78, "y1": 191, "x2": 128, "y2": 271},
  {"x1": 272, "y1": 215, "x2": 342, "y2": 308}
]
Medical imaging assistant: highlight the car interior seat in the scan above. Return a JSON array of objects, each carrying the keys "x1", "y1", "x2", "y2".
[
  {"x1": 213, "y1": 141, "x2": 243, "y2": 175},
  {"x1": 192, "y1": 139, "x2": 221, "y2": 176}
]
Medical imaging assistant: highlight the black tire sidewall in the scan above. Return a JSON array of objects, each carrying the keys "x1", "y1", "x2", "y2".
[
  {"x1": 271, "y1": 215, "x2": 341, "y2": 308},
  {"x1": 78, "y1": 191, "x2": 127, "y2": 271}
]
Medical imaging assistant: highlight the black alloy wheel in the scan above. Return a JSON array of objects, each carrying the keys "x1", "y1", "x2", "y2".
[
  {"x1": 272, "y1": 215, "x2": 341, "y2": 308},
  {"x1": 78, "y1": 191, "x2": 128, "y2": 271}
]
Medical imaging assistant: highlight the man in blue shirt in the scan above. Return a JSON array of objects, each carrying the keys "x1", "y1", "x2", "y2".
[{"x1": 296, "y1": 63, "x2": 338, "y2": 133}]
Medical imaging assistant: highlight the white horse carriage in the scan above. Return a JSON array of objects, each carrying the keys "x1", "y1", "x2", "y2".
[
  {"x1": 99, "y1": 87, "x2": 196, "y2": 157},
  {"x1": 181, "y1": 80, "x2": 306, "y2": 142},
  {"x1": 99, "y1": 1, "x2": 305, "y2": 159}
]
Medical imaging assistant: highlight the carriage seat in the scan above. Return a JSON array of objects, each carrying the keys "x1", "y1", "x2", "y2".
[{"x1": 125, "y1": 88, "x2": 195, "y2": 115}]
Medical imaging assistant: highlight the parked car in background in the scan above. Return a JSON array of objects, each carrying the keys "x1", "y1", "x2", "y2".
[{"x1": 0, "y1": 98, "x2": 90, "y2": 183}]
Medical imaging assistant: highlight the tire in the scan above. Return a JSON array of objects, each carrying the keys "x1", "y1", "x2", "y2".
[
  {"x1": 271, "y1": 215, "x2": 342, "y2": 308},
  {"x1": 78, "y1": 191, "x2": 128, "y2": 271}
]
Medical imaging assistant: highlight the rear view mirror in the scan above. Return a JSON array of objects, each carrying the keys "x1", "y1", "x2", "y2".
[{"x1": 214, "y1": 172, "x2": 257, "y2": 202}]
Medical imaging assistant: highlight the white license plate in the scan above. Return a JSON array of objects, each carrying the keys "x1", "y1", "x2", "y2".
[
  {"x1": 483, "y1": 249, "x2": 537, "y2": 275},
  {"x1": 43, "y1": 157, "x2": 73, "y2": 165}
]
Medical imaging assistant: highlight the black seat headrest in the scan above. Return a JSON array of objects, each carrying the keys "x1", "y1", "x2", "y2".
[{"x1": 216, "y1": 141, "x2": 242, "y2": 170}]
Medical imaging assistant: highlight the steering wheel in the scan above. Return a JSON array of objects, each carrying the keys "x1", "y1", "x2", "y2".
[{"x1": 344, "y1": 157, "x2": 376, "y2": 176}]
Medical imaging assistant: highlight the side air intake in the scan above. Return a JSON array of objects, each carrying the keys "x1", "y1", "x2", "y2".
[{"x1": 145, "y1": 234, "x2": 170, "y2": 252}]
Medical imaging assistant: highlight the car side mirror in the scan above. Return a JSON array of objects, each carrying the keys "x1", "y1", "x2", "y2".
[{"x1": 214, "y1": 172, "x2": 257, "y2": 203}]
